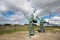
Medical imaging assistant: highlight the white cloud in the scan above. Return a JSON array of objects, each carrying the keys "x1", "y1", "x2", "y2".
[
  {"x1": 0, "y1": 1, "x2": 8, "y2": 11},
  {"x1": 1, "y1": 0, "x2": 60, "y2": 16},
  {"x1": 45, "y1": 15, "x2": 60, "y2": 25},
  {"x1": 0, "y1": 0, "x2": 33, "y2": 24},
  {"x1": 0, "y1": 0, "x2": 60, "y2": 25},
  {"x1": 31, "y1": 0, "x2": 57, "y2": 8},
  {"x1": 30, "y1": 0, "x2": 60, "y2": 16},
  {"x1": 8, "y1": 14, "x2": 24, "y2": 21},
  {"x1": 3, "y1": 0, "x2": 34, "y2": 16},
  {"x1": 0, "y1": 11, "x2": 27, "y2": 24}
]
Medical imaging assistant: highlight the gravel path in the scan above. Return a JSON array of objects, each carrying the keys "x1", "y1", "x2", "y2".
[{"x1": 0, "y1": 31, "x2": 60, "y2": 40}]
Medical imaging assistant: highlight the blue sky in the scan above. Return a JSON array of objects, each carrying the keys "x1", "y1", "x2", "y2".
[
  {"x1": 1, "y1": 10, "x2": 15, "y2": 17},
  {"x1": 0, "y1": 0, "x2": 60, "y2": 25},
  {"x1": 44, "y1": 13, "x2": 58, "y2": 19},
  {"x1": 1, "y1": 10, "x2": 58, "y2": 25},
  {"x1": 1, "y1": 10, "x2": 57, "y2": 19}
]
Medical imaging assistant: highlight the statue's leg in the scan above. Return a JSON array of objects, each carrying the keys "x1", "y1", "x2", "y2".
[
  {"x1": 38, "y1": 25, "x2": 45, "y2": 33},
  {"x1": 41, "y1": 25, "x2": 45, "y2": 32},
  {"x1": 29, "y1": 22, "x2": 35, "y2": 36}
]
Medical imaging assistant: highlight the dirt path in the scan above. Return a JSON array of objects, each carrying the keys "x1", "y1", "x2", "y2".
[{"x1": 0, "y1": 31, "x2": 60, "y2": 40}]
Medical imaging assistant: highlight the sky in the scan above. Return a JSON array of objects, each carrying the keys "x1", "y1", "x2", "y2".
[{"x1": 0, "y1": 0, "x2": 60, "y2": 25}]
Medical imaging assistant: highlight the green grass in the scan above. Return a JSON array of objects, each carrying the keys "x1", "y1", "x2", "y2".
[
  {"x1": 0, "y1": 26, "x2": 60, "y2": 35},
  {"x1": 0, "y1": 26, "x2": 29, "y2": 35},
  {"x1": 0, "y1": 29, "x2": 18, "y2": 35}
]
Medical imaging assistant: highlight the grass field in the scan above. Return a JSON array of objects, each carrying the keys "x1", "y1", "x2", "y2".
[
  {"x1": 0, "y1": 25, "x2": 60, "y2": 35},
  {"x1": 0, "y1": 25, "x2": 60, "y2": 40}
]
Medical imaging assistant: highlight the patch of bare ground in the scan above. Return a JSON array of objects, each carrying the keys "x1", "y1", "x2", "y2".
[{"x1": 0, "y1": 31, "x2": 60, "y2": 40}]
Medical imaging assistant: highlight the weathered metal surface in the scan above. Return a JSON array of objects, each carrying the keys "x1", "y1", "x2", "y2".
[{"x1": 39, "y1": 17, "x2": 45, "y2": 33}]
